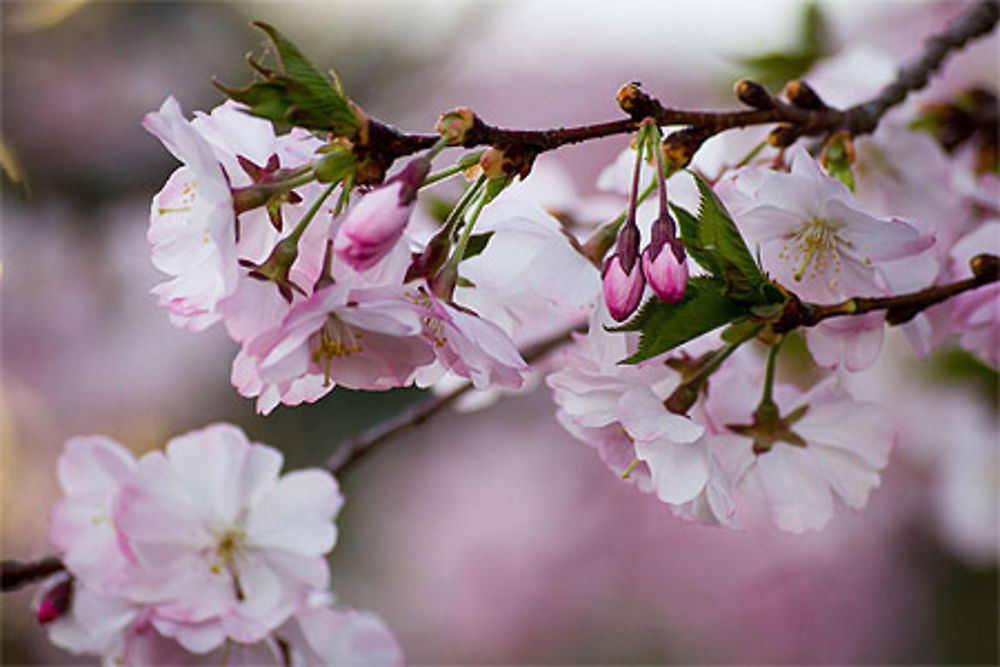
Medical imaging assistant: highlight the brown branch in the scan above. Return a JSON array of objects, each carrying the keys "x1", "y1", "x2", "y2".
[
  {"x1": 773, "y1": 254, "x2": 999, "y2": 333},
  {"x1": 373, "y1": 1, "x2": 997, "y2": 163},
  {"x1": 2, "y1": 557, "x2": 65, "y2": 592},
  {"x1": 325, "y1": 327, "x2": 579, "y2": 476}
]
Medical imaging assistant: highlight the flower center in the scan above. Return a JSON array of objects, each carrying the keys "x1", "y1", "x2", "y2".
[
  {"x1": 311, "y1": 314, "x2": 364, "y2": 386},
  {"x1": 158, "y1": 180, "x2": 197, "y2": 216},
  {"x1": 777, "y1": 216, "x2": 862, "y2": 290},
  {"x1": 211, "y1": 527, "x2": 248, "y2": 601},
  {"x1": 404, "y1": 288, "x2": 448, "y2": 348}
]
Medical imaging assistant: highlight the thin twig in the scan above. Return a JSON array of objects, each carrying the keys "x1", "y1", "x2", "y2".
[
  {"x1": 374, "y1": 1, "x2": 998, "y2": 161},
  {"x1": 773, "y1": 254, "x2": 999, "y2": 333},
  {"x1": 324, "y1": 327, "x2": 580, "y2": 476},
  {"x1": 1, "y1": 557, "x2": 65, "y2": 592}
]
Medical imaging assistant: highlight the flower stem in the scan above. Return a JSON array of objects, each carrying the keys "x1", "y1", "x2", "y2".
[
  {"x1": 422, "y1": 151, "x2": 484, "y2": 188},
  {"x1": 287, "y1": 182, "x2": 338, "y2": 245}
]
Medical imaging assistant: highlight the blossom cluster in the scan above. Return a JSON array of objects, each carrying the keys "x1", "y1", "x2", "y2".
[
  {"x1": 144, "y1": 98, "x2": 535, "y2": 417},
  {"x1": 38, "y1": 424, "x2": 402, "y2": 665},
  {"x1": 30, "y1": 15, "x2": 991, "y2": 663}
]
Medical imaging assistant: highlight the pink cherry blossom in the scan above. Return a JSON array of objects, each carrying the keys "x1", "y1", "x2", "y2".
[
  {"x1": 724, "y1": 145, "x2": 936, "y2": 305},
  {"x1": 618, "y1": 386, "x2": 706, "y2": 503},
  {"x1": 111, "y1": 424, "x2": 342, "y2": 651},
  {"x1": 49, "y1": 436, "x2": 137, "y2": 590},
  {"x1": 948, "y1": 221, "x2": 1000, "y2": 366},
  {"x1": 144, "y1": 97, "x2": 240, "y2": 331},
  {"x1": 146, "y1": 98, "x2": 333, "y2": 343},
  {"x1": 238, "y1": 283, "x2": 433, "y2": 412},
  {"x1": 706, "y1": 374, "x2": 895, "y2": 533},
  {"x1": 407, "y1": 287, "x2": 529, "y2": 390}
]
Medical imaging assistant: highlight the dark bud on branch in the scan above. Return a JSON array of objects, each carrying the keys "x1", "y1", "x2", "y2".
[
  {"x1": 768, "y1": 124, "x2": 802, "y2": 148},
  {"x1": 784, "y1": 79, "x2": 829, "y2": 110},
  {"x1": 734, "y1": 79, "x2": 775, "y2": 110},
  {"x1": 616, "y1": 82, "x2": 662, "y2": 120},
  {"x1": 971, "y1": 253, "x2": 999, "y2": 281},
  {"x1": 662, "y1": 127, "x2": 716, "y2": 171}
]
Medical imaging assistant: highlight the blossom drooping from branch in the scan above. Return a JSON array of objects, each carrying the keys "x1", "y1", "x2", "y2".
[{"x1": 42, "y1": 425, "x2": 402, "y2": 664}]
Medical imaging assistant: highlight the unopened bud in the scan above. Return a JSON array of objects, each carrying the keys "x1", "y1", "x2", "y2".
[
  {"x1": 768, "y1": 124, "x2": 801, "y2": 148},
  {"x1": 602, "y1": 254, "x2": 645, "y2": 322},
  {"x1": 734, "y1": 79, "x2": 774, "y2": 110},
  {"x1": 35, "y1": 576, "x2": 72, "y2": 625},
  {"x1": 971, "y1": 253, "x2": 1000, "y2": 281},
  {"x1": 662, "y1": 127, "x2": 715, "y2": 171},
  {"x1": 436, "y1": 108, "x2": 477, "y2": 145},
  {"x1": 784, "y1": 80, "x2": 828, "y2": 110},
  {"x1": 616, "y1": 82, "x2": 660, "y2": 119},
  {"x1": 479, "y1": 147, "x2": 508, "y2": 180},
  {"x1": 478, "y1": 146, "x2": 535, "y2": 180}
]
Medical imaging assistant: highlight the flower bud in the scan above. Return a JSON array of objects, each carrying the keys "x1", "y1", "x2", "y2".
[
  {"x1": 768, "y1": 124, "x2": 801, "y2": 148},
  {"x1": 643, "y1": 236, "x2": 688, "y2": 304},
  {"x1": 616, "y1": 82, "x2": 660, "y2": 119},
  {"x1": 436, "y1": 108, "x2": 477, "y2": 145},
  {"x1": 334, "y1": 181, "x2": 415, "y2": 272},
  {"x1": 734, "y1": 79, "x2": 774, "y2": 110},
  {"x1": 35, "y1": 576, "x2": 72, "y2": 625},
  {"x1": 662, "y1": 127, "x2": 715, "y2": 171},
  {"x1": 784, "y1": 79, "x2": 828, "y2": 110},
  {"x1": 602, "y1": 254, "x2": 645, "y2": 322}
]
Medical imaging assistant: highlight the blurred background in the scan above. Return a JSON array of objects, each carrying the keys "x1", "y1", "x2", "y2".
[{"x1": 1, "y1": 1, "x2": 997, "y2": 664}]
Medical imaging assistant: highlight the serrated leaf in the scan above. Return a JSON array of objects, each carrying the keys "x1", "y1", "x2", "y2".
[
  {"x1": 613, "y1": 277, "x2": 748, "y2": 364},
  {"x1": 693, "y1": 173, "x2": 767, "y2": 300},
  {"x1": 671, "y1": 202, "x2": 718, "y2": 275},
  {"x1": 462, "y1": 232, "x2": 494, "y2": 260},
  {"x1": 218, "y1": 23, "x2": 360, "y2": 137}
]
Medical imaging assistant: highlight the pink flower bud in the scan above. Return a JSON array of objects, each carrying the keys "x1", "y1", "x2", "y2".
[
  {"x1": 334, "y1": 181, "x2": 414, "y2": 271},
  {"x1": 35, "y1": 577, "x2": 72, "y2": 625},
  {"x1": 603, "y1": 254, "x2": 645, "y2": 322},
  {"x1": 642, "y1": 239, "x2": 688, "y2": 304}
]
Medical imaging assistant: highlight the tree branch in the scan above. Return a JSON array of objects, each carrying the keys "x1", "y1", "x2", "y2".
[
  {"x1": 325, "y1": 327, "x2": 580, "y2": 476},
  {"x1": 773, "y1": 254, "x2": 999, "y2": 333},
  {"x1": 372, "y1": 1, "x2": 997, "y2": 162},
  {"x1": 2, "y1": 557, "x2": 65, "y2": 592}
]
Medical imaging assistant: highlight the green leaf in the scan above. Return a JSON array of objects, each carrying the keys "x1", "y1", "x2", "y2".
[
  {"x1": 671, "y1": 202, "x2": 718, "y2": 275},
  {"x1": 216, "y1": 23, "x2": 360, "y2": 137},
  {"x1": 613, "y1": 277, "x2": 749, "y2": 364},
  {"x1": 692, "y1": 173, "x2": 767, "y2": 300},
  {"x1": 737, "y1": 1, "x2": 827, "y2": 90},
  {"x1": 462, "y1": 232, "x2": 494, "y2": 260}
]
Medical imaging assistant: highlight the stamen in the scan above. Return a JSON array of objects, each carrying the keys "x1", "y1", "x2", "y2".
[{"x1": 310, "y1": 314, "x2": 364, "y2": 386}]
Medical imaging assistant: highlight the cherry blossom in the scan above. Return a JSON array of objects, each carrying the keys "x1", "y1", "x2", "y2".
[
  {"x1": 239, "y1": 283, "x2": 433, "y2": 408},
  {"x1": 948, "y1": 221, "x2": 1000, "y2": 366},
  {"x1": 144, "y1": 97, "x2": 241, "y2": 331},
  {"x1": 706, "y1": 374, "x2": 895, "y2": 533}
]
